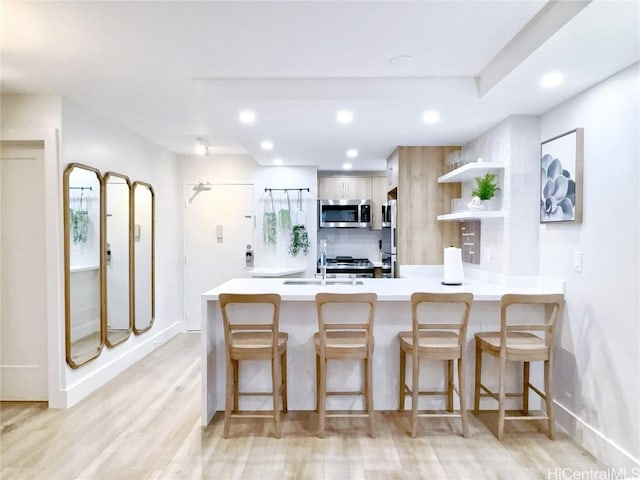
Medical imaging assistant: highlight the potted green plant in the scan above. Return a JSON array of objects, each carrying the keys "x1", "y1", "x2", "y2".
[{"x1": 468, "y1": 173, "x2": 500, "y2": 210}]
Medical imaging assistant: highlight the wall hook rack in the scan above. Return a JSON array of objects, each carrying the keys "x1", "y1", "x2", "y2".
[{"x1": 264, "y1": 188, "x2": 310, "y2": 193}]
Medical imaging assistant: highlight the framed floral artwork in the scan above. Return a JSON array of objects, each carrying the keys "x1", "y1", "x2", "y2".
[{"x1": 540, "y1": 128, "x2": 584, "y2": 223}]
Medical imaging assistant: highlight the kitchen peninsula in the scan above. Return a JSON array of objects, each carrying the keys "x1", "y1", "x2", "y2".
[{"x1": 201, "y1": 272, "x2": 563, "y2": 425}]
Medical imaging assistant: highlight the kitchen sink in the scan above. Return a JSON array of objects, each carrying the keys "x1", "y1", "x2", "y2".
[{"x1": 283, "y1": 279, "x2": 364, "y2": 286}]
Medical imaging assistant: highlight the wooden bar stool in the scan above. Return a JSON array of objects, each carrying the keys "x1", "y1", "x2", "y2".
[
  {"x1": 398, "y1": 292, "x2": 473, "y2": 438},
  {"x1": 473, "y1": 293, "x2": 564, "y2": 440},
  {"x1": 315, "y1": 292, "x2": 377, "y2": 438},
  {"x1": 219, "y1": 293, "x2": 288, "y2": 439}
]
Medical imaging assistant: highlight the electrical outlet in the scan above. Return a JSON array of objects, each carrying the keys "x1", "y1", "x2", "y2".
[{"x1": 574, "y1": 251, "x2": 583, "y2": 273}]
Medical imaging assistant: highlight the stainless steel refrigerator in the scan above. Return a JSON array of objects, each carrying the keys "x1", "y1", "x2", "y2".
[{"x1": 381, "y1": 200, "x2": 397, "y2": 277}]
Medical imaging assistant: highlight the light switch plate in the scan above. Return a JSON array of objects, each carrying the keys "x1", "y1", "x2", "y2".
[{"x1": 574, "y1": 251, "x2": 583, "y2": 272}]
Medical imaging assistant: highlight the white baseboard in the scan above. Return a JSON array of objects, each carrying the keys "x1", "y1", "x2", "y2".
[
  {"x1": 61, "y1": 322, "x2": 182, "y2": 408},
  {"x1": 554, "y1": 400, "x2": 640, "y2": 471}
]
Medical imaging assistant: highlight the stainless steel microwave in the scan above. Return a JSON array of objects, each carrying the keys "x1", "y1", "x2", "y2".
[{"x1": 318, "y1": 199, "x2": 372, "y2": 228}]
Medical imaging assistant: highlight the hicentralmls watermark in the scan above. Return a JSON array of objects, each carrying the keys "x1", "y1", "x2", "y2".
[{"x1": 547, "y1": 467, "x2": 640, "y2": 480}]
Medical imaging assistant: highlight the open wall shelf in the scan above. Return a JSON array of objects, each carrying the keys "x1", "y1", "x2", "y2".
[
  {"x1": 437, "y1": 210, "x2": 506, "y2": 222},
  {"x1": 437, "y1": 162, "x2": 504, "y2": 183}
]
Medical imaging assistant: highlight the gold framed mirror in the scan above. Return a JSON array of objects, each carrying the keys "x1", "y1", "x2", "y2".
[
  {"x1": 104, "y1": 172, "x2": 132, "y2": 347},
  {"x1": 64, "y1": 163, "x2": 104, "y2": 368},
  {"x1": 132, "y1": 181, "x2": 155, "y2": 334}
]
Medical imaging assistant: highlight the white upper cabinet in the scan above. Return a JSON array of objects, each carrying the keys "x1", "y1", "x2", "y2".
[{"x1": 318, "y1": 176, "x2": 372, "y2": 200}]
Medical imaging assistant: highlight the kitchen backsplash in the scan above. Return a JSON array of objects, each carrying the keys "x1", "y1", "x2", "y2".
[{"x1": 317, "y1": 228, "x2": 383, "y2": 260}]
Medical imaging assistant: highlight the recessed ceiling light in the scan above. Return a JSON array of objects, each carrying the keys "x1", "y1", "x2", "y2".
[
  {"x1": 540, "y1": 72, "x2": 564, "y2": 88},
  {"x1": 422, "y1": 110, "x2": 440, "y2": 124},
  {"x1": 389, "y1": 55, "x2": 413, "y2": 65},
  {"x1": 239, "y1": 110, "x2": 256, "y2": 124},
  {"x1": 336, "y1": 110, "x2": 354, "y2": 124},
  {"x1": 195, "y1": 138, "x2": 208, "y2": 156},
  {"x1": 261, "y1": 140, "x2": 274, "y2": 151},
  {"x1": 273, "y1": 158, "x2": 283, "y2": 166},
  {"x1": 342, "y1": 162, "x2": 353, "y2": 170},
  {"x1": 346, "y1": 148, "x2": 358, "y2": 158}
]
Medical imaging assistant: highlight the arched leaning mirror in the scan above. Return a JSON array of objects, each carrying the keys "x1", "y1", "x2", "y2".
[
  {"x1": 64, "y1": 163, "x2": 104, "y2": 368},
  {"x1": 132, "y1": 181, "x2": 155, "y2": 334},
  {"x1": 104, "y1": 172, "x2": 132, "y2": 347}
]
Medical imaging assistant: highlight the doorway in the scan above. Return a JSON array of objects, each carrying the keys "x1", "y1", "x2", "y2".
[
  {"x1": 183, "y1": 183, "x2": 254, "y2": 331},
  {"x1": 1, "y1": 140, "x2": 48, "y2": 400}
]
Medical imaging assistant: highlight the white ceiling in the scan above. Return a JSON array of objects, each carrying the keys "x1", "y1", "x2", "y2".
[{"x1": 2, "y1": 1, "x2": 639, "y2": 171}]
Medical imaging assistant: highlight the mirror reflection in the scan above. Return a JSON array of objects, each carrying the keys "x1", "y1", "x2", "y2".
[
  {"x1": 104, "y1": 172, "x2": 132, "y2": 346},
  {"x1": 133, "y1": 182, "x2": 155, "y2": 334},
  {"x1": 64, "y1": 163, "x2": 103, "y2": 368}
]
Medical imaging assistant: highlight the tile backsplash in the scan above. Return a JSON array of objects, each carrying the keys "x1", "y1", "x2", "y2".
[{"x1": 317, "y1": 228, "x2": 383, "y2": 260}]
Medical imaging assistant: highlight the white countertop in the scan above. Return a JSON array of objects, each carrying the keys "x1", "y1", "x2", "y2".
[
  {"x1": 249, "y1": 266, "x2": 306, "y2": 277},
  {"x1": 202, "y1": 275, "x2": 563, "y2": 302}
]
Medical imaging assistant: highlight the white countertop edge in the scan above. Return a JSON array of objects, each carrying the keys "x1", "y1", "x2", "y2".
[
  {"x1": 249, "y1": 266, "x2": 306, "y2": 277},
  {"x1": 201, "y1": 276, "x2": 562, "y2": 303}
]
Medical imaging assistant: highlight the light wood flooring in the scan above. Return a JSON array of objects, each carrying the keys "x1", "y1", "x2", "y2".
[{"x1": 1, "y1": 333, "x2": 605, "y2": 479}]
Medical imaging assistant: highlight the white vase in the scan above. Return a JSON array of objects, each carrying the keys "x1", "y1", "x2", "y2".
[
  {"x1": 467, "y1": 196, "x2": 485, "y2": 211},
  {"x1": 483, "y1": 197, "x2": 499, "y2": 211}
]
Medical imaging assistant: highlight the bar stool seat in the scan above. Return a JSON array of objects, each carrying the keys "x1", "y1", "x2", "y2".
[
  {"x1": 313, "y1": 331, "x2": 372, "y2": 357},
  {"x1": 219, "y1": 293, "x2": 288, "y2": 439},
  {"x1": 229, "y1": 331, "x2": 288, "y2": 357},
  {"x1": 475, "y1": 332, "x2": 548, "y2": 361},
  {"x1": 399, "y1": 331, "x2": 461, "y2": 357}
]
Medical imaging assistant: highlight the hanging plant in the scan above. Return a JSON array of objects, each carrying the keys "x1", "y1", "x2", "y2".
[
  {"x1": 278, "y1": 190, "x2": 292, "y2": 230},
  {"x1": 278, "y1": 209, "x2": 292, "y2": 230},
  {"x1": 288, "y1": 224, "x2": 310, "y2": 256},
  {"x1": 263, "y1": 212, "x2": 277, "y2": 245},
  {"x1": 288, "y1": 189, "x2": 309, "y2": 256},
  {"x1": 263, "y1": 191, "x2": 277, "y2": 245}
]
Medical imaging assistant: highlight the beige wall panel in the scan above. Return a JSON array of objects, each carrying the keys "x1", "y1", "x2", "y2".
[{"x1": 397, "y1": 147, "x2": 460, "y2": 265}]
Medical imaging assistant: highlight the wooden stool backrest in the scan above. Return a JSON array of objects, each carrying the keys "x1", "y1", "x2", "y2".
[
  {"x1": 315, "y1": 292, "x2": 377, "y2": 353},
  {"x1": 500, "y1": 293, "x2": 565, "y2": 350},
  {"x1": 219, "y1": 293, "x2": 282, "y2": 355},
  {"x1": 410, "y1": 292, "x2": 474, "y2": 348}
]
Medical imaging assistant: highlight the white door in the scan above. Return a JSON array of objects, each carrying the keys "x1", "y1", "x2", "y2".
[
  {"x1": 1, "y1": 141, "x2": 48, "y2": 400},
  {"x1": 184, "y1": 184, "x2": 254, "y2": 331}
]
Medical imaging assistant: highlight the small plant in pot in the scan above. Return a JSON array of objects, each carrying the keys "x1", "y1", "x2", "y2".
[{"x1": 468, "y1": 173, "x2": 500, "y2": 211}]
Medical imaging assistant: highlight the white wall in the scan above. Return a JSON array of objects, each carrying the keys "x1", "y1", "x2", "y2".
[
  {"x1": 1, "y1": 93, "x2": 183, "y2": 407},
  {"x1": 539, "y1": 63, "x2": 640, "y2": 469},
  {"x1": 60, "y1": 99, "x2": 183, "y2": 404},
  {"x1": 179, "y1": 155, "x2": 318, "y2": 276},
  {"x1": 463, "y1": 115, "x2": 540, "y2": 276}
]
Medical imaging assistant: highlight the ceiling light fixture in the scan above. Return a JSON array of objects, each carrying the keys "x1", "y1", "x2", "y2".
[
  {"x1": 336, "y1": 110, "x2": 354, "y2": 124},
  {"x1": 422, "y1": 110, "x2": 440, "y2": 124},
  {"x1": 389, "y1": 55, "x2": 413, "y2": 65},
  {"x1": 273, "y1": 158, "x2": 283, "y2": 166},
  {"x1": 342, "y1": 162, "x2": 353, "y2": 170},
  {"x1": 239, "y1": 109, "x2": 256, "y2": 124},
  {"x1": 539, "y1": 72, "x2": 564, "y2": 88},
  {"x1": 346, "y1": 148, "x2": 358, "y2": 158},
  {"x1": 195, "y1": 138, "x2": 209, "y2": 156},
  {"x1": 261, "y1": 140, "x2": 274, "y2": 151}
]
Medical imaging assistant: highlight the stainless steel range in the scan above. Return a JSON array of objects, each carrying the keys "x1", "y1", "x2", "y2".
[{"x1": 317, "y1": 256, "x2": 374, "y2": 277}]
